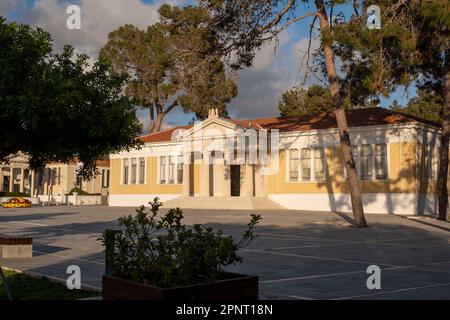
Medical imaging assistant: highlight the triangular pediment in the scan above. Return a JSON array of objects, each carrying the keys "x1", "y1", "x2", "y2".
[{"x1": 182, "y1": 118, "x2": 243, "y2": 139}]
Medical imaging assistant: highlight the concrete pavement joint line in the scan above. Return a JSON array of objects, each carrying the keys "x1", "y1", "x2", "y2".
[
  {"x1": 332, "y1": 282, "x2": 450, "y2": 300},
  {"x1": 268, "y1": 242, "x2": 369, "y2": 250},
  {"x1": 260, "y1": 261, "x2": 450, "y2": 284},
  {"x1": 260, "y1": 266, "x2": 405, "y2": 284},
  {"x1": 242, "y1": 248, "x2": 400, "y2": 267},
  {"x1": 261, "y1": 290, "x2": 316, "y2": 300},
  {"x1": 32, "y1": 249, "x2": 105, "y2": 266},
  {"x1": 257, "y1": 232, "x2": 354, "y2": 243},
  {"x1": 368, "y1": 241, "x2": 450, "y2": 251},
  {"x1": 257, "y1": 232, "x2": 438, "y2": 246},
  {"x1": 8, "y1": 221, "x2": 94, "y2": 233}
]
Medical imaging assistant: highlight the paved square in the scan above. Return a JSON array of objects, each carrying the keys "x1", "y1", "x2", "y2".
[{"x1": 0, "y1": 205, "x2": 449, "y2": 299}]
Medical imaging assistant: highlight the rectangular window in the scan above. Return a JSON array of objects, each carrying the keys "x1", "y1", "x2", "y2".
[
  {"x1": 131, "y1": 158, "x2": 137, "y2": 184},
  {"x1": 139, "y1": 158, "x2": 145, "y2": 184},
  {"x1": 289, "y1": 149, "x2": 299, "y2": 181},
  {"x1": 177, "y1": 155, "x2": 183, "y2": 184},
  {"x1": 360, "y1": 144, "x2": 373, "y2": 180},
  {"x1": 51, "y1": 168, "x2": 57, "y2": 185},
  {"x1": 123, "y1": 159, "x2": 129, "y2": 184},
  {"x1": 300, "y1": 148, "x2": 311, "y2": 181},
  {"x1": 160, "y1": 156, "x2": 166, "y2": 184},
  {"x1": 168, "y1": 156, "x2": 175, "y2": 184},
  {"x1": 375, "y1": 144, "x2": 387, "y2": 179},
  {"x1": 314, "y1": 148, "x2": 324, "y2": 180}
]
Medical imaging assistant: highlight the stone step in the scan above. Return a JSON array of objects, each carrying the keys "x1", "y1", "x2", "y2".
[{"x1": 162, "y1": 196, "x2": 286, "y2": 210}]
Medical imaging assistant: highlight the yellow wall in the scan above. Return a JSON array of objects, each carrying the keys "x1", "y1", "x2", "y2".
[
  {"x1": 110, "y1": 157, "x2": 182, "y2": 195},
  {"x1": 266, "y1": 142, "x2": 419, "y2": 194},
  {"x1": 110, "y1": 141, "x2": 446, "y2": 196}
]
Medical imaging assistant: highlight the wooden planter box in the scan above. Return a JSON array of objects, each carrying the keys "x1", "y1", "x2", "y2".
[{"x1": 103, "y1": 272, "x2": 258, "y2": 301}]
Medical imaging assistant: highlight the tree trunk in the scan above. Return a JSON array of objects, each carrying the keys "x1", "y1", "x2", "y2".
[
  {"x1": 149, "y1": 105, "x2": 156, "y2": 133},
  {"x1": 315, "y1": 0, "x2": 367, "y2": 227},
  {"x1": 152, "y1": 112, "x2": 165, "y2": 133},
  {"x1": 438, "y1": 50, "x2": 450, "y2": 221}
]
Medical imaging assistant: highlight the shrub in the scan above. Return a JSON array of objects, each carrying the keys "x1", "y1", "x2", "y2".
[
  {"x1": 67, "y1": 187, "x2": 91, "y2": 195},
  {"x1": 99, "y1": 197, "x2": 261, "y2": 288},
  {"x1": 0, "y1": 192, "x2": 31, "y2": 197}
]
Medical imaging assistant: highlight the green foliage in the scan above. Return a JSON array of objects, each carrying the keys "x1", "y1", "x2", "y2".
[
  {"x1": 0, "y1": 270, "x2": 96, "y2": 300},
  {"x1": 100, "y1": 5, "x2": 237, "y2": 130},
  {"x1": 100, "y1": 198, "x2": 262, "y2": 287},
  {"x1": 0, "y1": 18, "x2": 142, "y2": 180},
  {"x1": 0, "y1": 192, "x2": 31, "y2": 197},
  {"x1": 390, "y1": 90, "x2": 443, "y2": 123},
  {"x1": 67, "y1": 187, "x2": 94, "y2": 196},
  {"x1": 333, "y1": 0, "x2": 449, "y2": 102},
  {"x1": 278, "y1": 84, "x2": 333, "y2": 117}
]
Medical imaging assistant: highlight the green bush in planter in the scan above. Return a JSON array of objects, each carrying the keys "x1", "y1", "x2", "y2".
[{"x1": 99, "y1": 197, "x2": 261, "y2": 288}]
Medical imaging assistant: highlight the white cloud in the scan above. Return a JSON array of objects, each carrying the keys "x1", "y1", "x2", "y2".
[
  {"x1": 2, "y1": 1, "x2": 321, "y2": 122},
  {"x1": 26, "y1": 0, "x2": 187, "y2": 58},
  {"x1": 228, "y1": 33, "x2": 319, "y2": 119}
]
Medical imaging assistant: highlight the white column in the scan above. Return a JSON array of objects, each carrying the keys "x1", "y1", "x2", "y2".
[
  {"x1": 9, "y1": 167, "x2": 13, "y2": 192},
  {"x1": 241, "y1": 164, "x2": 254, "y2": 197},
  {"x1": 213, "y1": 159, "x2": 224, "y2": 196},
  {"x1": 182, "y1": 162, "x2": 190, "y2": 196},
  {"x1": 30, "y1": 172, "x2": 35, "y2": 196},
  {"x1": 223, "y1": 164, "x2": 231, "y2": 197},
  {"x1": 254, "y1": 165, "x2": 266, "y2": 196},
  {"x1": 199, "y1": 163, "x2": 209, "y2": 197},
  {"x1": 19, "y1": 168, "x2": 24, "y2": 193}
]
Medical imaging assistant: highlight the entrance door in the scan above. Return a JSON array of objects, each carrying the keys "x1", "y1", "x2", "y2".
[{"x1": 230, "y1": 165, "x2": 240, "y2": 197}]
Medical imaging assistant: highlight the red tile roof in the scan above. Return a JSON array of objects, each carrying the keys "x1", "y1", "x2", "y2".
[
  {"x1": 95, "y1": 159, "x2": 110, "y2": 167},
  {"x1": 140, "y1": 108, "x2": 439, "y2": 143},
  {"x1": 141, "y1": 125, "x2": 192, "y2": 143}
]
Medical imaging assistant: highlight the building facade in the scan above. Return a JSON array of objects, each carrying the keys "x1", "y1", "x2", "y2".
[
  {"x1": 109, "y1": 108, "x2": 445, "y2": 215},
  {"x1": 0, "y1": 155, "x2": 110, "y2": 199}
]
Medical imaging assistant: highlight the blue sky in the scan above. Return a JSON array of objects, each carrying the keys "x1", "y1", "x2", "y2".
[{"x1": 1, "y1": 0, "x2": 416, "y2": 132}]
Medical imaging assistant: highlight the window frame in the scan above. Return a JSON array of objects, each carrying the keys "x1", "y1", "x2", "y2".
[
  {"x1": 289, "y1": 148, "x2": 299, "y2": 182},
  {"x1": 138, "y1": 157, "x2": 146, "y2": 185},
  {"x1": 375, "y1": 143, "x2": 388, "y2": 180},
  {"x1": 122, "y1": 159, "x2": 129, "y2": 185},
  {"x1": 360, "y1": 144, "x2": 373, "y2": 181}
]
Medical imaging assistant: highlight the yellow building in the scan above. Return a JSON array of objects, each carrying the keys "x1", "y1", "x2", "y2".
[
  {"x1": 109, "y1": 107, "x2": 444, "y2": 215},
  {"x1": 0, "y1": 155, "x2": 110, "y2": 201}
]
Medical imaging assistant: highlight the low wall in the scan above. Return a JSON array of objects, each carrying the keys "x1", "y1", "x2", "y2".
[
  {"x1": 269, "y1": 193, "x2": 440, "y2": 215},
  {"x1": 35, "y1": 194, "x2": 104, "y2": 205},
  {"x1": 67, "y1": 195, "x2": 103, "y2": 205},
  {"x1": 109, "y1": 194, "x2": 179, "y2": 207}
]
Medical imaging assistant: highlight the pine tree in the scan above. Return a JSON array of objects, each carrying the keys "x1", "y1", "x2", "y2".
[
  {"x1": 201, "y1": 0, "x2": 369, "y2": 227},
  {"x1": 333, "y1": 0, "x2": 449, "y2": 220},
  {"x1": 100, "y1": 5, "x2": 237, "y2": 133}
]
